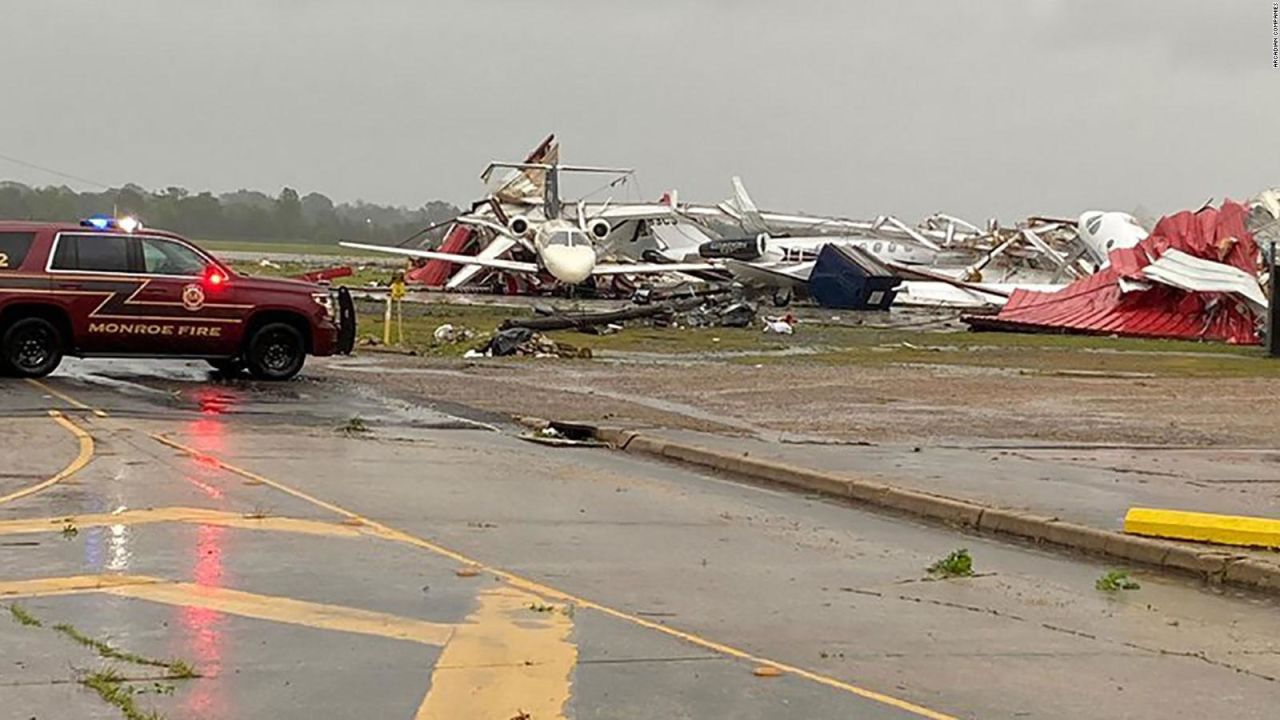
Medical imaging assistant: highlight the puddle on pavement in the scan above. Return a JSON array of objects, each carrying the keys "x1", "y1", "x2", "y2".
[{"x1": 49, "y1": 358, "x2": 500, "y2": 432}]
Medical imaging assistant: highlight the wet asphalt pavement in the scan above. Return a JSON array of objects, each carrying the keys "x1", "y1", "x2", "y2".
[{"x1": 1, "y1": 357, "x2": 1278, "y2": 720}]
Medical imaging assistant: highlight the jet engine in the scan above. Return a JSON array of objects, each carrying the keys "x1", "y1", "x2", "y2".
[
  {"x1": 508, "y1": 215, "x2": 531, "y2": 237},
  {"x1": 587, "y1": 218, "x2": 612, "y2": 241},
  {"x1": 698, "y1": 233, "x2": 769, "y2": 261}
]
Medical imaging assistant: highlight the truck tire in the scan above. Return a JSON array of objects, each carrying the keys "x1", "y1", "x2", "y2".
[
  {"x1": 1, "y1": 317, "x2": 64, "y2": 378},
  {"x1": 206, "y1": 358, "x2": 245, "y2": 376},
  {"x1": 244, "y1": 322, "x2": 305, "y2": 381}
]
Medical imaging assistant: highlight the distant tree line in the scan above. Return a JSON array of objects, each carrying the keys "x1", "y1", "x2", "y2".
[{"x1": 0, "y1": 181, "x2": 462, "y2": 246}]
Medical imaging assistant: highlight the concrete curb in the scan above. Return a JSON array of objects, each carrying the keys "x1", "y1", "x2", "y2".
[{"x1": 581, "y1": 424, "x2": 1280, "y2": 595}]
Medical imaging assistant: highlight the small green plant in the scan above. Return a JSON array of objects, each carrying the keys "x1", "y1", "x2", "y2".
[
  {"x1": 338, "y1": 416, "x2": 370, "y2": 435},
  {"x1": 165, "y1": 660, "x2": 198, "y2": 679},
  {"x1": 528, "y1": 602, "x2": 555, "y2": 613},
  {"x1": 927, "y1": 548, "x2": 975, "y2": 578},
  {"x1": 61, "y1": 521, "x2": 79, "y2": 540},
  {"x1": 9, "y1": 603, "x2": 43, "y2": 627},
  {"x1": 52, "y1": 623, "x2": 199, "y2": 679},
  {"x1": 1096, "y1": 570, "x2": 1141, "y2": 592},
  {"x1": 81, "y1": 667, "x2": 164, "y2": 720}
]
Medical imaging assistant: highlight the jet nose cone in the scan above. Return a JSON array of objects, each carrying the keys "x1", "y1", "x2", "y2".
[{"x1": 542, "y1": 245, "x2": 596, "y2": 284}]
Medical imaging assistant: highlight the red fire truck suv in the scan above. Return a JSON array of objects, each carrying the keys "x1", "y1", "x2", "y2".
[{"x1": 0, "y1": 217, "x2": 355, "y2": 380}]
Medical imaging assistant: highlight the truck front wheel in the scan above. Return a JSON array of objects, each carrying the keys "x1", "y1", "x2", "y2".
[
  {"x1": 206, "y1": 358, "x2": 245, "y2": 376},
  {"x1": 245, "y1": 322, "x2": 305, "y2": 381},
  {"x1": 1, "y1": 317, "x2": 64, "y2": 378}
]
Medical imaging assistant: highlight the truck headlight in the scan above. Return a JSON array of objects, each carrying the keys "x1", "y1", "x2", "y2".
[{"x1": 312, "y1": 292, "x2": 334, "y2": 317}]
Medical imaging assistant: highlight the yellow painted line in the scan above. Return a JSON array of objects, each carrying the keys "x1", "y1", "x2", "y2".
[
  {"x1": 1125, "y1": 507, "x2": 1280, "y2": 549},
  {"x1": 25, "y1": 378, "x2": 109, "y2": 417},
  {"x1": 416, "y1": 587, "x2": 575, "y2": 720},
  {"x1": 0, "y1": 574, "x2": 162, "y2": 598},
  {"x1": 0, "y1": 411, "x2": 95, "y2": 506},
  {"x1": 2, "y1": 573, "x2": 452, "y2": 646},
  {"x1": 106, "y1": 581, "x2": 453, "y2": 646},
  {"x1": 150, "y1": 431, "x2": 958, "y2": 720},
  {"x1": 0, "y1": 506, "x2": 371, "y2": 540}
]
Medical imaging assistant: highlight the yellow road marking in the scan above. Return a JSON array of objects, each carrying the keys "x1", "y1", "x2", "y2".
[
  {"x1": 0, "y1": 411, "x2": 95, "y2": 506},
  {"x1": 25, "y1": 379, "x2": 109, "y2": 417},
  {"x1": 107, "y1": 581, "x2": 453, "y2": 646},
  {"x1": 416, "y1": 587, "x2": 575, "y2": 720},
  {"x1": 0, "y1": 574, "x2": 162, "y2": 598},
  {"x1": 2, "y1": 573, "x2": 452, "y2": 647},
  {"x1": 1125, "y1": 507, "x2": 1280, "y2": 549},
  {"x1": 0, "y1": 506, "x2": 375, "y2": 540},
  {"x1": 150, "y1": 432, "x2": 958, "y2": 720}
]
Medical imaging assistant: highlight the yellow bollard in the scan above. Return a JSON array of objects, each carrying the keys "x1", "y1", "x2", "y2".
[
  {"x1": 390, "y1": 272, "x2": 406, "y2": 347},
  {"x1": 382, "y1": 293, "x2": 393, "y2": 346}
]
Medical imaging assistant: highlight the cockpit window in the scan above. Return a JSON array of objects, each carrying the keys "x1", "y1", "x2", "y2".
[
  {"x1": 546, "y1": 230, "x2": 579, "y2": 247},
  {"x1": 1086, "y1": 216, "x2": 1103, "y2": 235}
]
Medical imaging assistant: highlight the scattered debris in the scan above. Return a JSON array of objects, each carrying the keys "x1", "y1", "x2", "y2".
[
  {"x1": 471, "y1": 328, "x2": 591, "y2": 359},
  {"x1": 753, "y1": 665, "x2": 784, "y2": 677},
  {"x1": 519, "y1": 425, "x2": 609, "y2": 448},
  {"x1": 296, "y1": 265, "x2": 354, "y2": 283},
  {"x1": 501, "y1": 303, "x2": 677, "y2": 332},
  {"x1": 762, "y1": 314, "x2": 796, "y2": 334},
  {"x1": 678, "y1": 298, "x2": 757, "y2": 328},
  {"x1": 433, "y1": 323, "x2": 476, "y2": 344},
  {"x1": 927, "y1": 548, "x2": 975, "y2": 578},
  {"x1": 455, "y1": 566, "x2": 482, "y2": 577}
]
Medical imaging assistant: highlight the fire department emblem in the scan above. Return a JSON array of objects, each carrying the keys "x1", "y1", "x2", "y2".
[{"x1": 181, "y1": 283, "x2": 206, "y2": 312}]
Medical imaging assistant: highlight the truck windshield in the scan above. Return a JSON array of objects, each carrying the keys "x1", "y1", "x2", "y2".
[{"x1": 140, "y1": 237, "x2": 208, "y2": 276}]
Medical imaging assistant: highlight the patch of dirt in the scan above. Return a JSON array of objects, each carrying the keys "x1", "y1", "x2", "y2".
[{"x1": 318, "y1": 356, "x2": 1280, "y2": 447}]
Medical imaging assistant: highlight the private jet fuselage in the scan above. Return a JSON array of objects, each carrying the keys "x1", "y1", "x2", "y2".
[{"x1": 506, "y1": 215, "x2": 612, "y2": 284}]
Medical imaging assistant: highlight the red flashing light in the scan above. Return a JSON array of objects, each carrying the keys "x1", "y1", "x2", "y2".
[{"x1": 203, "y1": 267, "x2": 227, "y2": 287}]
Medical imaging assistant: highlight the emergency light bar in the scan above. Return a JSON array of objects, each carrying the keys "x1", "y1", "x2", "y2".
[{"x1": 80, "y1": 215, "x2": 143, "y2": 232}]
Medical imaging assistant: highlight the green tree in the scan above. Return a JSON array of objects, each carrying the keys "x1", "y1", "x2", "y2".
[{"x1": 274, "y1": 187, "x2": 303, "y2": 239}]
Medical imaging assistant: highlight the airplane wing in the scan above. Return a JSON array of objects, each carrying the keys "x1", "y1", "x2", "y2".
[
  {"x1": 339, "y1": 242, "x2": 540, "y2": 274},
  {"x1": 589, "y1": 261, "x2": 720, "y2": 276},
  {"x1": 579, "y1": 203, "x2": 681, "y2": 222},
  {"x1": 723, "y1": 259, "x2": 814, "y2": 288},
  {"x1": 445, "y1": 235, "x2": 520, "y2": 290}
]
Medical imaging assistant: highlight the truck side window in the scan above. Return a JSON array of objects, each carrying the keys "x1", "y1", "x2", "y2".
[
  {"x1": 0, "y1": 232, "x2": 35, "y2": 270},
  {"x1": 50, "y1": 235, "x2": 131, "y2": 273},
  {"x1": 140, "y1": 237, "x2": 207, "y2": 276}
]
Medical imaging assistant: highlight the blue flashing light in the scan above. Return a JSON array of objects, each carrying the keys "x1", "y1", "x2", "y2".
[{"x1": 82, "y1": 215, "x2": 114, "y2": 230}]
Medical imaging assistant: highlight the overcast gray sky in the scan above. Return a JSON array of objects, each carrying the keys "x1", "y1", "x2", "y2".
[{"x1": 1, "y1": 1, "x2": 1276, "y2": 221}]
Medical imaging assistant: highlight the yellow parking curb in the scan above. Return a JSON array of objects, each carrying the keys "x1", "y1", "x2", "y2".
[{"x1": 1124, "y1": 508, "x2": 1280, "y2": 549}]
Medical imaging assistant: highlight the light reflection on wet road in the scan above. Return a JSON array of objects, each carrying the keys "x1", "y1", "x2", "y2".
[{"x1": 0, "y1": 357, "x2": 1277, "y2": 720}]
